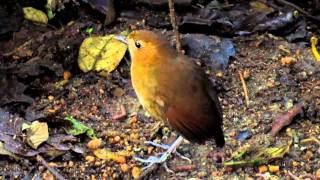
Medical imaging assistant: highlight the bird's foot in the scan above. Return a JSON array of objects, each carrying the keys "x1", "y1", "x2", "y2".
[
  {"x1": 144, "y1": 140, "x2": 192, "y2": 163},
  {"x1": 134, "y1": 136, "x2": 190, "y2": 173}
]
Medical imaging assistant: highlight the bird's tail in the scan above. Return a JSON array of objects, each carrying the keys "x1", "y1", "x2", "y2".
[{"x1": 213, "y1": 126, "x2": 225, "y2": 147}]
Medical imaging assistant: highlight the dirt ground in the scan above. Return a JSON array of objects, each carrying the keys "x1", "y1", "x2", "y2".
[{"x1": 1, "y1": 31, "x2": 320, "y2": 179}]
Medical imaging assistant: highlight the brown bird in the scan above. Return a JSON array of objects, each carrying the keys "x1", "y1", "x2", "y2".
[{"x1": 115, "y1": 30, "x2": 224, "y2": 170}]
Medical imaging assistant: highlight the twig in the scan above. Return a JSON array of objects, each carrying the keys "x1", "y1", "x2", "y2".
[
  {"x1": 270, "y1": 103, "x2": 303, "y2": 136},
  {"x1": 168, "y1": 0, "x2": 183, "y2": 54},
  {"x1": 174, "y1": 164, "x2": 197, "y2": 172},
  {"x1": 36, "y1": 155, "x2": 65, "y2": 180},
  {"x1": 239, "y1": 71, "x2": 249, "y2": 107},
  {"x1": 275, "y1": 0, "x2": 320, "y2": 23},
  {"x1": 112, "y1": 104, "x2": 127, "y2": 120}
]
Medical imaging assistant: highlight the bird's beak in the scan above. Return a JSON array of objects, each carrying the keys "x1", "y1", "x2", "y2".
[{"x1": 114, "y1": 35, "x2": 128, "y2": 44}]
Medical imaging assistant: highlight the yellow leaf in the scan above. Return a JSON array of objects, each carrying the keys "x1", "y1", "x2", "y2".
[
  {"x1": 311, "y1": 36, "x2": 320, "y2": 63},
  {"x1": 78, "y1": 32, "x2": 128, "y2": 74},
  {"x1": 93, "y1": 148, "x2": 126, "y2": 163},
  {"x1": 23, "y1": 7, "x2": 48, "y2": 25},
  {"x1": 26, "y1": 121, "x2": 49, "y2": 149}
]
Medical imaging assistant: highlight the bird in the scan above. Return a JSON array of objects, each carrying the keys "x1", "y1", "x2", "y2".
[{"x1": 115, "y1": 30, "x2": 225, "y2": 171}]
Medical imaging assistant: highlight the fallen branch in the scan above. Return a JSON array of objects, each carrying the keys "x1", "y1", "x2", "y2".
[
  {"x1": 168, "y1": 0, "x2": 183, "y2": 54},
  {"x1": 271, "y1": 104, "x2": 303, "y2": 136},
  {"x1": 174, "y1": 164, "x2": 197, "y2": 172},
  {"x1": 112, "y1": 104, "x2": 127, "y2": 120},
  {"x1": 239, "y1": 71, "x2": 249, "y2": 107}
]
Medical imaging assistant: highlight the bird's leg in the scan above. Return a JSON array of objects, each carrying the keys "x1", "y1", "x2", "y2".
[{"x1": 135, "y1": 136, "x2": 190, "y2": 172}]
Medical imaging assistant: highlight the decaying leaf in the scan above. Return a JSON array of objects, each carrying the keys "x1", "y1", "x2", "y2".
[
  {"x1": 0, "y1": 141, "x2": 17, "y2": 159},
  {"x1": 64, "y1": 116, "x2": 96, "y2": 138},
  {"x1": 23, "y1": 7, "x2": 48, "y2": 25},
  {"x1": 0, "y1": 133, "x2": 38, "y2": 157},
  {"x1": 224, "y1": 130, "x2": 294, "y2": 167},
  {"x1": 26, "y1": 121, "x2": 49, "y2": 149},
  {"x1": 78, "y1": 31, "x2": 128, "y2": 74},
  {"x1": 93, "y1": 148, "x2": 126, "y2": 163}
]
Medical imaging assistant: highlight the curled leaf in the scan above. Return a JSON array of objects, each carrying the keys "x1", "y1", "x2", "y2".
[
  {"x1": 26, "y1": 121, "x2": 49, "y2": 149},
  {"x1": 23, "y1": 7, "x2": 48, "y2": 25}
]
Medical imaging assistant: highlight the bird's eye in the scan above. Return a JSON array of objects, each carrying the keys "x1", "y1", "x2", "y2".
[{"x1": 135, "y1": 41, "x2": 141, "y2": 48}]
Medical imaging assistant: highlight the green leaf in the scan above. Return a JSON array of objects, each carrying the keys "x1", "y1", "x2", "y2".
[{"x1": 64, "y1": 116, "x2": 96, "y2": 139}]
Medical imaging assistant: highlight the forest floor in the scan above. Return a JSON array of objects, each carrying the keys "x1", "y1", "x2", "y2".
[{"x1": 1, "y1": 1, "x2": 320, "y2": 180}]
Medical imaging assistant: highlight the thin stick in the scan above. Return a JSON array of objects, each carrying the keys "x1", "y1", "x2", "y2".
[
  {"x1": 36, "y1": 155, "x2": 66, "y2": 180},
  {"x1": 239, "y1": 71, "x2": 249, "y2": 107},
  {"x1": 275, "y1": 0, "x2": 320, "y2": 23},
  {"x1": 168, "y1": 0, "x2": 183, "y2": 54}
]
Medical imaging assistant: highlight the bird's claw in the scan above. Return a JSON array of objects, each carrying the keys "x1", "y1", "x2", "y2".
[
  {"x1": 144, "y1": 140, "x2": 192, "y2": 163},
  {"x1": 134, "y1": 136, "x2": 187, "y2": 173},
  {"x1": 134, "y1": 155, "x2": 174, "y2": 173}
]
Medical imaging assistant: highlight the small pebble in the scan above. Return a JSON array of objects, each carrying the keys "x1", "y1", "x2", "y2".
[
  {"x1": 112, "y1": 88, "x2": 125, "y2": 97},
  {"x1": 197, "y1": 171, "x2": 207, "y2": 178},
  {"x1": 91, "y1": 175, "x2": 96, "y2": 180},
  {"x1": 268, "y1": 165, "x2": 279, "y2": 173},
  {"x1": 259, "y1": 165, "x2": 268, "y2": 173},
  {"x1": 48, "y1": 162, "x2": 58, "y2": 167},
  {"x1": 132, "y1": 167, "x2": 141, "y2": 179},
  {"x1": 292, "y1": 161, "x2": 299, "y2": 167},
  {"x1": 48, "y1": 95, "x2": 54, "y2": 101},
  {"x1": 147, "y1": 146, "x2": 154, "y2": 154},
  {"x1": 63, "y1": 71, "x2": 72, "y2": 80},
  {"x1": 128, "y1": 116, "x2": 138, "y2": 124},
  {"x1": 304, "y1": 150, "x2": 314, "y2": 160},
  {"x1": 85, "y1": 156, "x2": 95, "y2": 163},
  {"x1": 87, "y1": 138, "x2": 102, "y2": 150},
  {"x1": 315, "y1": 169, "x2": 320, "y2": 179},
  {"x1": 68, "y1": 161, "x2": 74, "y2": 168},
  {"x1": 42, "y1": 170, "x2": 55, "y2": 180},
  {"x1": 120, "y1": 164, "x2": 129, "y2": 172},
  {"x1": 114, "y1": 136, "x2": 121, "y2": 142}
]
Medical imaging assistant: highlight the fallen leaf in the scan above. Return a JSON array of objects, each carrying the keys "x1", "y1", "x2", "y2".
[
  {"x1": 64, "y1": 116, "x2": 96, "y2": 138},
  {"x1": 0, "y1": 133, "x2": 38, "y2": 157},
  {"x1": 23, "y1": 7, "x2": 48, "y2": 25},
  {"x1": 78, "y1": 31, "x2": 128, "y2": 74},
  {"x1": 0, "y1": 141, "x2": 17, "y2": 159},
  {"x1": 26, "y1": 121, "x2": 49, "y2": 149},
  {"x1": 93, "y1": 148, "x2": 126, "y2": 163}
]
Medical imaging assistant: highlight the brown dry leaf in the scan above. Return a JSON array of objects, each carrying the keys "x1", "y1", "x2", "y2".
[{"x1": 26, "y1": 121, "x2": 49, "y2": 149}]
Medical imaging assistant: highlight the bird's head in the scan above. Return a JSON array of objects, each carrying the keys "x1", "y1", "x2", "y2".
[{"x1": 115, "y1": 30, "x2": 175, "y2": 64}]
